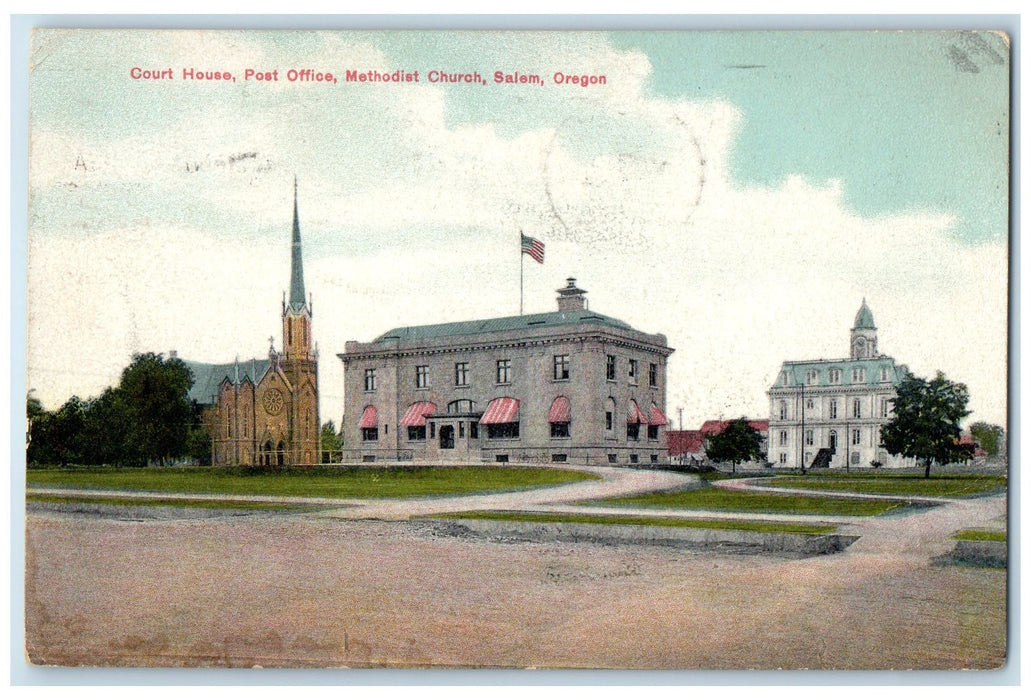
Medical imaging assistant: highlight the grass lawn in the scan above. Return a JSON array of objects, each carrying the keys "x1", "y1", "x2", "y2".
[
  {"x1": 27, "y1": 494, "x2": 305, "y2": 511},
  {"x1": 26, "y1": 465, "x2": 598, "y2": 500},
  {"x1": 952, "y1": 529, "x2": 1007, "y2": 542},
  {"x1": 597, "y1": 485, "x2": 904, "y2": 516},
  {"x1": 429, "y1": 510, "x2": 837, "y2": 535},
  {"x1": 769, "y1": 473, "x2": 1006, "y2": 498}
]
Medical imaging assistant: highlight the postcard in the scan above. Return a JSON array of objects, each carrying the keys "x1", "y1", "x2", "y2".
[{"x1": 23, "y1": 28, "x2": 1010, "y2": 670}]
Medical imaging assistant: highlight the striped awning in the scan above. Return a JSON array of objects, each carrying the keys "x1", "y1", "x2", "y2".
[
  {"x1": 547, "y1": 396, "x2": 571, "y2": 423},
  {"x1": 400, "y1": 401, "x2": 437, "y2": 427},
  {"x1": 358, "y1": 405, "x2": 378, "y2": 429},
  {"x1": 649, "y1": 403, "x2": 669, "y2": 426},
  {"x1": 480, "y1": 397, "x2": 520, "y2": 424},
  {"x1": 626, "y1": 399, "x2": 648, "y2": 425}
]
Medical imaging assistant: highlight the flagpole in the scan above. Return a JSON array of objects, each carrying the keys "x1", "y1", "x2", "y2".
[{"x1": 519, "y1": 229, "x2": 524, "y2": 315}]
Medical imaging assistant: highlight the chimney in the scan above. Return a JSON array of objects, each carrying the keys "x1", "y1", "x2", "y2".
[{"x1": 556, "y1": 277, "x2": 587, "y2": 312}]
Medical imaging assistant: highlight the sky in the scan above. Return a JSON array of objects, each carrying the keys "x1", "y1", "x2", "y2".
[{"x1": 25, "y1": 29, "x2": 1010, "y2": 428}]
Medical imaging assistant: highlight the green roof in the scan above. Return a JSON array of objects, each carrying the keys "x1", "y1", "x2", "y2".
[
  {"x1": 183, "y1": 358, "x2": 271, "y2": 405},
  {"x1": 853, "y1": 300, "x2": 876, "y2": 330},
  {"x1": 373, "y1": 309, "x2": 635, "y2": 343},
  {"x1": 775, "y1": 357, "x2": 905, "y2": 388}
]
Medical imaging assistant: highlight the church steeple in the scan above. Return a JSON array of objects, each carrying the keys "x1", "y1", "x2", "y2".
[
  {"x1": 288, "y1": 177, "x2": 307, "y2": 313},
  {"x1": 283, "y1": 178, "x2": 312, "y2": 360}
]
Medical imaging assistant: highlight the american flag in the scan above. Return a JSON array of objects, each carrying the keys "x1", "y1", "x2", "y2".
[{"x1": 521, "y1": 232, "x2": 545, "y2": 264}]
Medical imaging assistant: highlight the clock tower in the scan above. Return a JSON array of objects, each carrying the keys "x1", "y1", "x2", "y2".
[{"x1": 850, "y1": 298, "x2": 878, "y2": 360}]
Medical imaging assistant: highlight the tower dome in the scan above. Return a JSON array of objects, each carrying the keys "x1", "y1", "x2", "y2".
[
  {"x1": 850, "y1": 298, "x2": 878, "y2": 359},
  {"x1": 853, "y1": 298, "x2": 876, "y2": 331}
]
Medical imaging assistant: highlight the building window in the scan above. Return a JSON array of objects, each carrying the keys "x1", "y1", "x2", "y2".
[
  {"x1": 647, "y1": 424, "x2": 659, "y2": 440},
  {"x1": 829, "y1": 399, "x2": 838, "y2": 420},
  {"x1": 829, "y1": 368, "x2": 841, "y2": 384},
  {"x1": 627, "y1": 423, "x2": 640, "y2": 441},
  {"x1": 806, "y1": 369, "x2": 818, "y2": 385},
  {"x1": 430, "y1": 422, "x2": 435, "y2": 439},
  {"x1": 880, "y1": 398, "x2": 890, "y2": 418},
  {"x1": 629, "y1": 454, "x2": 639, "y2": 464},
  {"x1": 852, "y1": 399, "x2": 862, "y2": 419},
  {"x1": 608, "y1": 454, "x2": 618, "y2": 464},
  {"x1": 805, "y1": 429, "x2": 814, "y2": 446},
  {"x1": 459, "y1": 422, "x2": 465, "y2": 438},
  {"x1": 806, "y1": 398, "x2": 815, "y2": 411},
  {"x1": 415, "y1": 365, "x2": 429, "y2": 389},
  {"x1": 454, "y1": 362, "x2": 469, "y2": 386},
  {"x1": 552, "y1": 454, "x2": 567, "y2": 463},
  {"x1": 553, "y1": 354, "x2": 570, "y2": 381},
  {"x1": 628, "y1": 359, "x2": 638, "y2": 383},
  {"x1": 779, "y1": 453, "x2": 787, "y2": 464},
  {"x1": 551, "y1": 422, "x2": 570, "y2": 438},
  {"x1": 880, "y1": 366, "x2": 890, "y2": 382},
  {"x1": 852, "y1": 368, "x2": 866, "y2": 383},
  {"x1": 496, "y1": 359, "x2": 511, "y2": 384},
  {"x1": 362, "y1": 427, "x2": 378, "y2": 442},
  {"x1": 448, "y1": 399, "x2": 475, "y2": 413},
  {"x1": 605, "y1": 397, "x2": 616, "y2": 434},
  {"x1": 364, "y1": 368, "x2": 377, "y2": 392},
  {"x1": 852, "y1": 429, "x2": 861, "y2": 446},
  {"x1": 408, "y1": 425, "x2": 426, "y2": 441},
  {"x1": 226, "y1": 411, "x2": 231, "y2": 438},
  {"x1": 779, "y1": 430, "x2": 788, "y2": 446},
  {"x1": 606, "y1": 355, "x2": 616, "y2": 381},
  {"x1": 780, "y1": 371, "x2": 789, "y2": 385},
  {"x1": 486, "y1": 422, "x2": 520, "y2": 439},
  {"x1": 605, "y1": 411, "x2": 613, "y2": 431},
  {"x1": 779, "y1": 400, "x2": 788, "y2": 420},
  {"x1": 470, "y1": 422, "x2": 479, "y2": 439},
  {"x1": 649, "y1": 363, "x2": 658, "y2": 387}
]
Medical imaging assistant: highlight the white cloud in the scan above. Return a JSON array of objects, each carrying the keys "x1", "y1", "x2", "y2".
[{"x1": 26, "y1": 31, "x2": 1008, "y2": 431}]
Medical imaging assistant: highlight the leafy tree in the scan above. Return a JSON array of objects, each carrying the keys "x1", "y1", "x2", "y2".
[
  {"x1": 27, "y1": 395, "x2": 86, "y2": 465},
  {"x1": 969, "y1": 421, "x2": 1005, "y2": 457},
  {"x1": 186, "y1": 413, "x2": 212, "y2": 466},
  {"x1": 117, "y1": 352, "x2": 195, "y2": 466},
  {"x1": 880, "y1": 371, "x2": 973, "y2": 478},
  {"x1": 704, "y1": 418, "x2": 764, "y2": 473},
  {"x1": 320, "y1": 420, "x2": 342, "y2": 463}
]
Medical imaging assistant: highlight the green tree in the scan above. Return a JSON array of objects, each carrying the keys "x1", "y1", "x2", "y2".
[
  {"x1": 880, "y1": 371, "x2": 973, "y2": 478},
  {"x1": 704, "y1": 418, "x2": 764, "y2": 473},
  {"x1": 117, "y1": 352, "x2": 195, "y2": 466},
  {"x1": 320, "y1": 420, "x2": 342, "y2": 463},
  {"x1": 968, "y1": 421, "x2": 1005, "y2": 457}
]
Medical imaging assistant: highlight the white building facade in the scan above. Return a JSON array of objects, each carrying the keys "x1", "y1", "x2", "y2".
[{"x1": 768, "y1": 301, "x2": 911, "y2": 470}]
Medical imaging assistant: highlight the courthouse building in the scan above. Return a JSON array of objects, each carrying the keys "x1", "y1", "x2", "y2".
[
  {"x1": 767, "y1": 300, "x2": 908, "y2": 470},
  {"x1": 184, "y1": 183, "x2": 320, "y2": 467},
  {"x1": 339, "y1": 279, "x2": 674, "y2": 465}
]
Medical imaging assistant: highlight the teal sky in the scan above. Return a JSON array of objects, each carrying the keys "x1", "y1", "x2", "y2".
[
  {"x1": 613, "y1": 31, "x2": 1010, "y2": 243},
  {"x1": 26, "y1": 29, "x2": 1011, "y2": 426}
]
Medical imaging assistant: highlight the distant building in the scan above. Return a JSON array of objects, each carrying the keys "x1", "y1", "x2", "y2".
[
  {"x1": 184, "y1": 183, "x2": 320, "y2": 466},
  {"x1": 768, "y1": 301, "x2": 907, "y2": 469},
  {"x1": 339, "y1": 279, "x2": 673, "y2": 465},
  {"x1": 666, "y1": 419, "x2": 769, "y2": 465}
]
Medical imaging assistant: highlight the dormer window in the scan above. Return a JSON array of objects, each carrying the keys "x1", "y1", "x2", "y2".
[{"x1": 829, "y1": 369, "x2": 841, "y2": 384}]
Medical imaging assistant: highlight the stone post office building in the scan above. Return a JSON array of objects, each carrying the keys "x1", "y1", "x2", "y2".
[{"x1": 339, "y1": 279, "x2": 674, "y2": 465}]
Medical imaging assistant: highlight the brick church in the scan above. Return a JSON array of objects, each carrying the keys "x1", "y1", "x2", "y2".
[{"x1": 184, "y1": 181, "x2": 320, "y2": 466}]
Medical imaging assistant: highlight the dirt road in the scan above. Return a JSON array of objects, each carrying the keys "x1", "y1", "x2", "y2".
[{"x1": 24, "y1": 483, "x2": 1007, "y2": 670}]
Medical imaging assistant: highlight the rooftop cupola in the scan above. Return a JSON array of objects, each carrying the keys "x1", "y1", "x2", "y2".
[
  {"x1": 850, "y1": 298, "x2": 878, "y2": 360},
  {"x1": 557, "y1": 277, "x2": 587, "y2": 312}
]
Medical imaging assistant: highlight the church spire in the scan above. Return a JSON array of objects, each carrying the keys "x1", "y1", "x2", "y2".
[{"x1": 288, "y1": 177, "x2": 307, "y2": 313}]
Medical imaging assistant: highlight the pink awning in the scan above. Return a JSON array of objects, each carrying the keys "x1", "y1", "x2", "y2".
[
  {"x1": 400, "y1": 401, "x2": 437, "y2": 427},
  {"x1": 480, "y1": 397, "x2": 520, "y2": 424},
  {"x1": 626, "y1": 400, "x2": 648, "y2": 425},
  {"x1": 650, "y1": 403, "x2": 669, "y2": 426},
  {"x1": 547, "y1": 396, "x2": 571, "y2": 423},
  {"x1": 359, "y1": 405, "x2": 378, "y2": 429}
]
